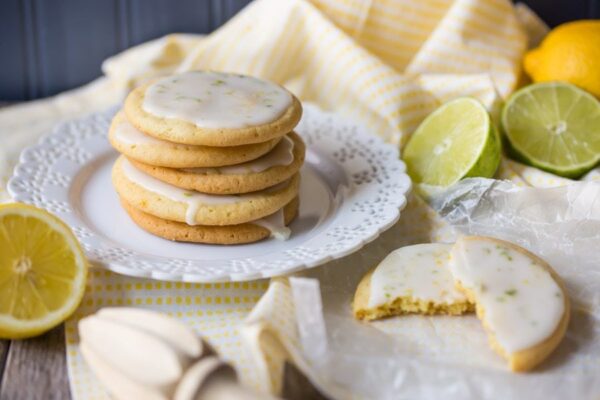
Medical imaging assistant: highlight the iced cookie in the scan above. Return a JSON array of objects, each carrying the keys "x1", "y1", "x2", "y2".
[
  {"x1": 112, "y1": 156, "x2": 300, "y2": 226},
  {"x1": 353, "y1": 243, "x2": 474, "y2": 321},
  {"x1": 108, "y1": 112, "x2": 281, "y2": 168},
  {"x1": 128, "y1": 132, "x2": 305, "y2": 194},
  {"x1": 450, "y1": 236, "x2": 570, "y2": 372},
  {"x1": 121, "y1": 196, "x2": 299, "y2": 245},
  {"x1": 124, "y1": 71, "x2": 302, "y2": 147}
]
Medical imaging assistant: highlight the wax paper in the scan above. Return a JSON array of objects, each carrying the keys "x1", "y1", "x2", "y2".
[{"x1": 260, "y1": 180, "x2": 600, "y2": 399}]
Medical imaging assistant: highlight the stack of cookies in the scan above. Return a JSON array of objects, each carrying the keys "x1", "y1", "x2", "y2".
[{"x1": 108, "y1": 71, "x2": 305, "y2": 245}]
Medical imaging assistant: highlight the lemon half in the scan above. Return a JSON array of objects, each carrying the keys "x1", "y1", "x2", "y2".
[{"x1": 0, "y1": 203, "x2": 87, "y2": 339}]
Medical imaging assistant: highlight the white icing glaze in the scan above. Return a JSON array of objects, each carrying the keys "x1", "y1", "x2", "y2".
[
  {"x1": 142, "y1": 71, "x2": 292, "y2": 129},
  {"x1": 368, "y1": 243, "x2": 468, "y2": 308},
  {"x1": 449, "y1": 237, "x2": 565, "y2": 353},
  {"x1": 262, "y1": 178, "x2": 292, "y2": 194},
  {"x1": 121, "y1": 159, "x2": 293, "y2": 240},
  {"x1": 183, "y1": 136, "x2": 294, "y2": 175},
  {"x1": 253, "y1": 209, "x2": 291, "y2": 240},
  {"x1": 121, "y1": 158, "x2": 243, "y2": 225},
  {"x1": 114, "y1": 120, "x2": 166, "y2": 146}
]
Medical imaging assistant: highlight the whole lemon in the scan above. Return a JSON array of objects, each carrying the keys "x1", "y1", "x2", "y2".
[{"x1": 524, "y1": 20, "x2": 600, "y2": 98}]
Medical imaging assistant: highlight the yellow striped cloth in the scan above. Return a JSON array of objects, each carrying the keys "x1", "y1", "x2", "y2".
[
  {"x1": 0, "y1": 0, "x2": 530, "y2": 195},
  {"x1": 0, "y1": 0, "x2": 560, "y2": 398},
  {"x1": 104, "y1": 0, "x2": 525, "y2": 145}
]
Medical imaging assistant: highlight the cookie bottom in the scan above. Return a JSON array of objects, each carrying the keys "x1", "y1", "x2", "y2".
[{"x1": 121, "y1": 197, "x2": 299, "y2": 245}]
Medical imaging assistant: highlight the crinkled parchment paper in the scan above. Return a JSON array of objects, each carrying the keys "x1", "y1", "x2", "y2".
[{"x1": 271, "y1": 180, "x2": 600, "y2": 399}]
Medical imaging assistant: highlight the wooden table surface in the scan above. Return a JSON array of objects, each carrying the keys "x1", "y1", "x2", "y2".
[
  {"x1": 0, "y1": 100, "x2": 70, "y2": 400},
  {"x1": 0, "y1": 327, "x2": 69, "y2": 400}
]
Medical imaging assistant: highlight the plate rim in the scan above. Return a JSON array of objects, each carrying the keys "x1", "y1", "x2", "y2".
[{"x1": 8, "y1": 103, "x2": 412, "y2": 282}]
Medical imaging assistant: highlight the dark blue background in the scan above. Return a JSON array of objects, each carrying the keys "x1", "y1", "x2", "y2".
[{"x1": 0, "y1": 0, "x2": 598, "y2": 101}]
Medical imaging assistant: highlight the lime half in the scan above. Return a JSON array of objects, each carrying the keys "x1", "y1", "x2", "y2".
[
  {"x1": 403, "y1": 98, "x2": 501, "y2": 186},
  {"x1": 502, "y1": 82, "x2": 600, "y2": 178}
]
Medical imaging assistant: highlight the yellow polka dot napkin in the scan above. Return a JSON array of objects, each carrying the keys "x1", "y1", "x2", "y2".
[
  {"x1": 498, "y1": 158, "x2": 573, "y2": 188},
  {"x1": 66, "y1": 273, "x2": 270, "y2": 398},
  {"x1": 0, "y1": 0, "x2": 564, "y2": 398}
]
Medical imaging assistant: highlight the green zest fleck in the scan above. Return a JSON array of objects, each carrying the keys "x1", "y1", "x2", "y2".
[
  {"x1": 484, "y1": 248, "x2": 491, "y2": 254},
  {"x1": 505, "y1": 289, "x2": 517, "y2": 296},
  {"x1": 555, "y1": 292, "x2": 562, "y2": 298},
  {"x1": 212, "y1": 79, "x2": 226, "y2": 86},
  {"x1": 431, "y1": 269, "x2": 439, "y2": 274},
  {"x1": 498, "y1": 247, "x2": 513, "y2": 261},
  {"x1": 496, "y1": 296, "x2": 506, "y2": 303},
  {"x1": 183, "y1": 192, "x2": 193, "y2": 197}
]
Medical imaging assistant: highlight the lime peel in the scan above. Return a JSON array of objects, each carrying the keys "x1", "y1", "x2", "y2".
[
  {"x1": 502, "y1": 82, "x2": 600, "y2": 178},
  {"x1": 403, "y1": 97, "x2": 501, "y2": 187}
]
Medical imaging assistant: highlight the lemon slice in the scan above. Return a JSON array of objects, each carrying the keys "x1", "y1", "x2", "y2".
[
  {"x1": 0, "y1": 203, "x2": 87, "y2": 338},
  {"x1": 403, "y1": 98, "x2": 501, "y2": 186}
]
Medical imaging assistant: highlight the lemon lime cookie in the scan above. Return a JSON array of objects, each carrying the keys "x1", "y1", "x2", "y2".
[
  {"x1": 112, "y1": 71, "x2": 305, "y2": 243},
  {"x1": 112, "y1": 157, "x2": 300, "y2": 226},
  {"x1": 353, "y1": 243, "x2": 474, "y2": 321},
  {"x1": 450, "y1": 236, "x2": 570, "y2": 372},
  {"x1": 127, "y1": 132, "x2": 305, "y2": 194},
  {"x1": 354, "y1": 238, "x2": 569, "y2": 371},
  {"x1": 109, "y1": 111, "x2": 281, "y2": 168},
  {"x1": 121, "y1": 196, "x2": 299, "y2": 244},
  {"x1": 124, "y1": 71, "x2": 302, "y2": 147}
]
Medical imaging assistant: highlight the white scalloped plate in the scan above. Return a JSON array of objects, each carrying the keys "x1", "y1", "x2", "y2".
[{"x1": 8, "y1": 104, "x2": 411, "y2": 282}]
